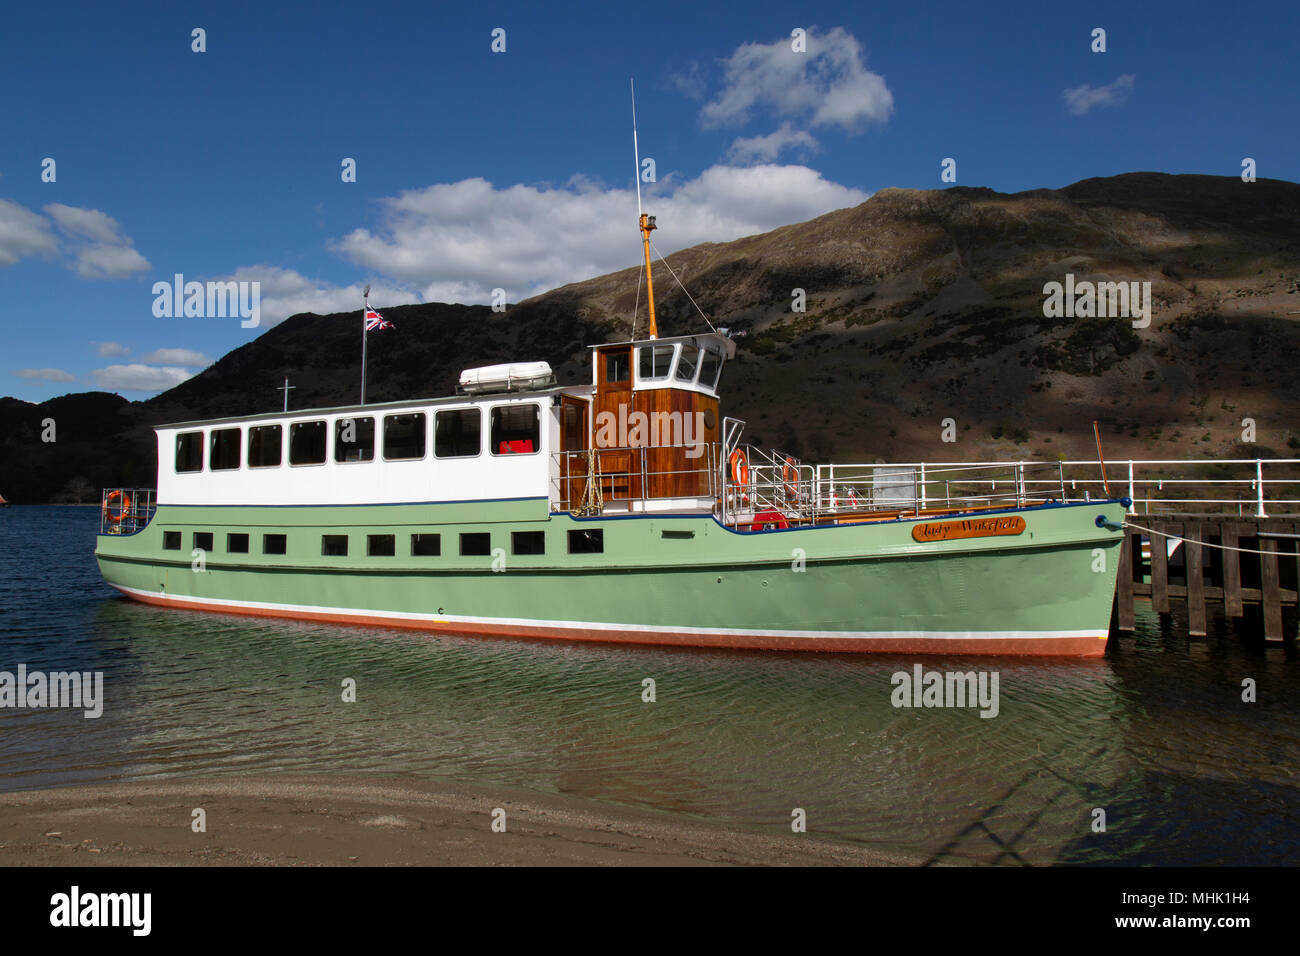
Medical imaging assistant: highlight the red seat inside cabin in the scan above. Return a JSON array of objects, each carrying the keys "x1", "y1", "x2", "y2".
[{"x1": 498, "y1": 439, "x2": 534, "y2": 454}]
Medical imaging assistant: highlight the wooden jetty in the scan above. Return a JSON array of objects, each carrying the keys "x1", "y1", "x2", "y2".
[{"x1": 1113, "y1": 515, "x2": 1299, "y2": 642}]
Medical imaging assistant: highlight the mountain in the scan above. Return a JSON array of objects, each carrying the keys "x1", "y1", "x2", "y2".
[{"x1": 3, "y1": 172, "x2": 1298, "y2": 503}]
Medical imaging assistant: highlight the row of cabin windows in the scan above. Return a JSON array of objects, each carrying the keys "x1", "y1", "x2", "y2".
[
  {"x1": 605, "y1": 343, "x2": 723, "y2": 390},
  {"x1": 162, "y1": 528, "x2": 603, "y2": 556},
  {"x1": 175, "y1": 404, "x2": 540, "y2": 473}
]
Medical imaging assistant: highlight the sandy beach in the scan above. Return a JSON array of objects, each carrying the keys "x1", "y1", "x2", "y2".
[{"x1": 0, "y1": 774, "x2": 914, "y2": 866}]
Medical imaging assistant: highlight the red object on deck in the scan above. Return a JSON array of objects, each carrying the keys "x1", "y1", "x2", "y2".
[
  {"x1": 498, "y1": 439, "x2": 534, "y2": 454},
  {"x1": 749, "y1": 509, "x2": 789, "y2": 531}
]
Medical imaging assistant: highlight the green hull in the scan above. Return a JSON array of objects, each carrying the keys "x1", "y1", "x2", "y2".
[{"x1": 95, "y1": 498, "x2": 1126, "y2": 656}]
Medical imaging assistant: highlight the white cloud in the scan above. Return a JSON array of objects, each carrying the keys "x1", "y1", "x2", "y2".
[
  {"x1": 44, "y1": 204, "x2": 127, "y2": 244},
  {"x1": 92, "y1": 364, "x2": 194, "y2": 393},
  {"x1": 44, "y1": 203, "x2": 150, "y2": 278},
  {"x1": 15, "y1": 368, "x2": 75, "y2": 383},
  {"x1": 330, "y1": 165, "x2": 868, "y2": 304},
  {"x1": 1063, "y1": 74, "x2": 1136, "y2": 116},
  {"x1": 666, "y1": 62, "x2": 707, "y2": 101},
  {"x1": 94, "y1": 341, "x2": 131, "y2": 357},
  {"x1": 73, "y1": 242, "x2": 150, "y2": 279},
  {"x1": 140, "y1": 348, "x2": 213, "y2": 367},
  {"x1": 214, "y1": 266, "x2": 420, "y2": 327},
  {"x1": 727, "y1": 123, "x2": 819, "y2": 163},
  {"x1": 701, "y1": 27, "x2": 893, "y2": 132},
  {"x1": 0, "y1": 199, "x2": 58, "y2": 266}
]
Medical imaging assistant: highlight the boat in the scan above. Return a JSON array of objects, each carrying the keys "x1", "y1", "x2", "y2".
[{"x1": 94, "y1": 121, "x2": 1127, "y2": 656}]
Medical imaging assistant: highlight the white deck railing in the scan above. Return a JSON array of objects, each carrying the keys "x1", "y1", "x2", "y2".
[{"x1": 810, "y1": 458, "x2": 1300, "y2": 518}]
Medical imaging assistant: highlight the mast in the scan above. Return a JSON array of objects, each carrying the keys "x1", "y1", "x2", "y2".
[{"x1": 632, "y1": 79, "x2": 657, "y2": 339}]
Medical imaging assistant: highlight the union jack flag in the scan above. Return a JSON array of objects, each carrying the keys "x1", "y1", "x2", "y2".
[{"x1": 364, "y1": 306, "x2": 393, "y2": 332}]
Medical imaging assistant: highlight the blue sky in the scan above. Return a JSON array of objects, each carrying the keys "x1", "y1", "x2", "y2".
[{"x1": 2, "y1": 0, "x2": 1296, "y2": 401}]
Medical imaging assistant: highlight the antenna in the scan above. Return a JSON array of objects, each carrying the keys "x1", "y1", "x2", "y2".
[
  {"x1": 631, "y1": 77, "x2": 657, "y2": 339},
  {"x1": 631, "y1": 78, "x2": 642, "y2": 217}
]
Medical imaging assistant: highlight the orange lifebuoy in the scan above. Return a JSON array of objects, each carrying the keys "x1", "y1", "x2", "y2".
[
  {"x1": 750, "y1": 509, "x2": 789, "y2": 531},
  {"x1": 103, "y1": 490, "x2": 131, "y2": 524},
  {"x1": 729, "y1": 449, "x2": 749, "y2": 487},
  {"x1": 782, "y1": 456, "x2": 798, "y2": 498}
]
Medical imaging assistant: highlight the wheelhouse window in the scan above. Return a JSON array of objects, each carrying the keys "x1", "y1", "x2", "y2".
[
  {"x1": 638, "y1": 343, "x2": 675, "y2": 382},
  {"x1": 335, "y1": 416, "x2": 375, "y2": 463},
  {"x1": 604, "y1": 348, "x2": 630, "y2": 383},
  {"x1": 248, "y1": 424, "x2": 282, "y2": 468},
  {"x1": 675, "y1": 347, "x2": 700, "y2": 383},
  {"x1": 193, "y1": 532, "x2": 213, "y2": 552},
  {"x1": 227, "y1": 533, "x2": 249, "y2": 553},
  {"x1": 367, "y1": 534, "x2": 395, "y2": 556},
  {"x1": 163, "y1": 531, "x2": 181, "y2": 550},
  {"x1": 490, "y1": 404, "x2": 540, "y2": 455},
  {"x1": 321, "y1": 534, "x2": 349, "y2": 556},
  {"x1": 435, "y1": 408, "x2": 480, "y2": 458},
  {"x1": 263, "y1": 533, "x2": 287, "y2": 555},
  {"x1": 175, "y1": 432, "x2": 204, "y2": 473},
  {"x1": 698, "y1": 349, "x2": 723, "y2": 390},
  {"x1": 210, "y1": 428, "x2": 242, "y2": 471},
  {"x1": 460, "y1": 532, "x2": 491, "y2": 556},
  {"x1": 383, "y1": 413, "x2": 426, "y2": 461},
  {"x1": 289, "y1": 420, "x2": 327, "y2": 465}
]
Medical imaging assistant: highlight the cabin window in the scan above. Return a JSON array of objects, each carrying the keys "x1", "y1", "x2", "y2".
[
  {"x1": 512, "y1": 531, "x2": 545, "y2": 555},
  {"x1": 193, "y1": 532, "x2": 214, "y2": 552},
  {"x1": 490, "y1": 404, "x2": 540, "y2": 455},
  {"x1": 383, "y1": 413, "x2": 426, "y2": 461},
  {"x1": 638, "y1": 343, "x2": 675, "y2": 381},
  {"x1": 460, "y1": 532, "x2": 491, "y2": 556},
  {"x1": 568, "y1": 528, "x2": 604, "y2": 554},
  {"x1": 175, "y1": 432, "x2": 204, "y2": 473},
  {"x1": 604, "y1": 349, "x2": 630, "y2": 383},
  {"x1": 163, "y1": 531, "x2": 181, "y2": 550},
  {"x1": 698, "y1": 350, "x2": 722, "y2": 390},
  {"x1": 367, "y1": 534, "x2": 395, "y2": 556},
  {"x1": 321, "y1": 534, "x2": 349, "y2": 556},
  {"x1": 411, "y1": 533, "x2": 441, "y2": 556},
  {"x1": 248, "y1": 425, "x2": 283, "y2": 468},
  {"x1": 210, "y1": 428, "x2": 242, "y2": 470},
  {"x1": 289, "y1": 420, "x2": 327, "y2": 465},
  {"x1": 675, "y1": 347, "x2": 700, "y2": 383},
  {"x1": 435, "y1": 408, "x2": 480, "y2": 458},
  {"x1": 227, "y1": 533, "x2": 249, "y2": 553},
  {"x1": 263, "y1": 534, "x2": 287, "y2": 555},
  {"x1": 335, "y1": 416, "x2": 375, "y2": 462}
]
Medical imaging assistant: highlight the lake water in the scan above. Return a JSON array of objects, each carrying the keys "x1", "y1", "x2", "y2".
[{"x1": 1, "y1": 505, "x2": 1297, "y2": 864}]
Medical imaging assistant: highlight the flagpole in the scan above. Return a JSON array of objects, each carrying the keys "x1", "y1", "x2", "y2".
[{"x1": 360, "y1": 284, "x2": 370, "y2": 405}]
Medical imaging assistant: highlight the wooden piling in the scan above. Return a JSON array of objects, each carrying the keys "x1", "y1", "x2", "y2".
[
  {"x1": 1114, "y1": 514, "x2": 1295, "y2": 644},
  {"x1": 1261, "y1": 534, "x2": 1283, "y2": 642},
  {"x1": 1186, "y1": 523, "x2": 1207, "y2": 637},
  {"x1": 1223, "y1": 524, "x2": 1244, "y2": 617},
  {"x1": 1150, "y1": 522, "x2": 1171, "y2": 614},
  {"x1": 1117, "y1": 528, "x2": 1135, "y2": 631}
]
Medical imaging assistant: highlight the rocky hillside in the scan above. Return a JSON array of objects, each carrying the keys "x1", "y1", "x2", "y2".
[{"x1": 3, "y1": 172, "x2": 1298, "y2": 502}]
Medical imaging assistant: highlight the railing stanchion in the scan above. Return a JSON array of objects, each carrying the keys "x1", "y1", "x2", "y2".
[{"x1": 1257, "y1": 458, "x2": 1266, "y2": 518}]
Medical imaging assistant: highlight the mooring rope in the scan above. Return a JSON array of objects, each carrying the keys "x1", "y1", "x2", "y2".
[{"x1": 1123, "y1": 520, "x2": 1295, "y2": 557}]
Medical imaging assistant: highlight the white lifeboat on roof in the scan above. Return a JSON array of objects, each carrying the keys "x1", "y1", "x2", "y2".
[{"x1": 458, "y1": 361, "x2": 555, "y2": 394}]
